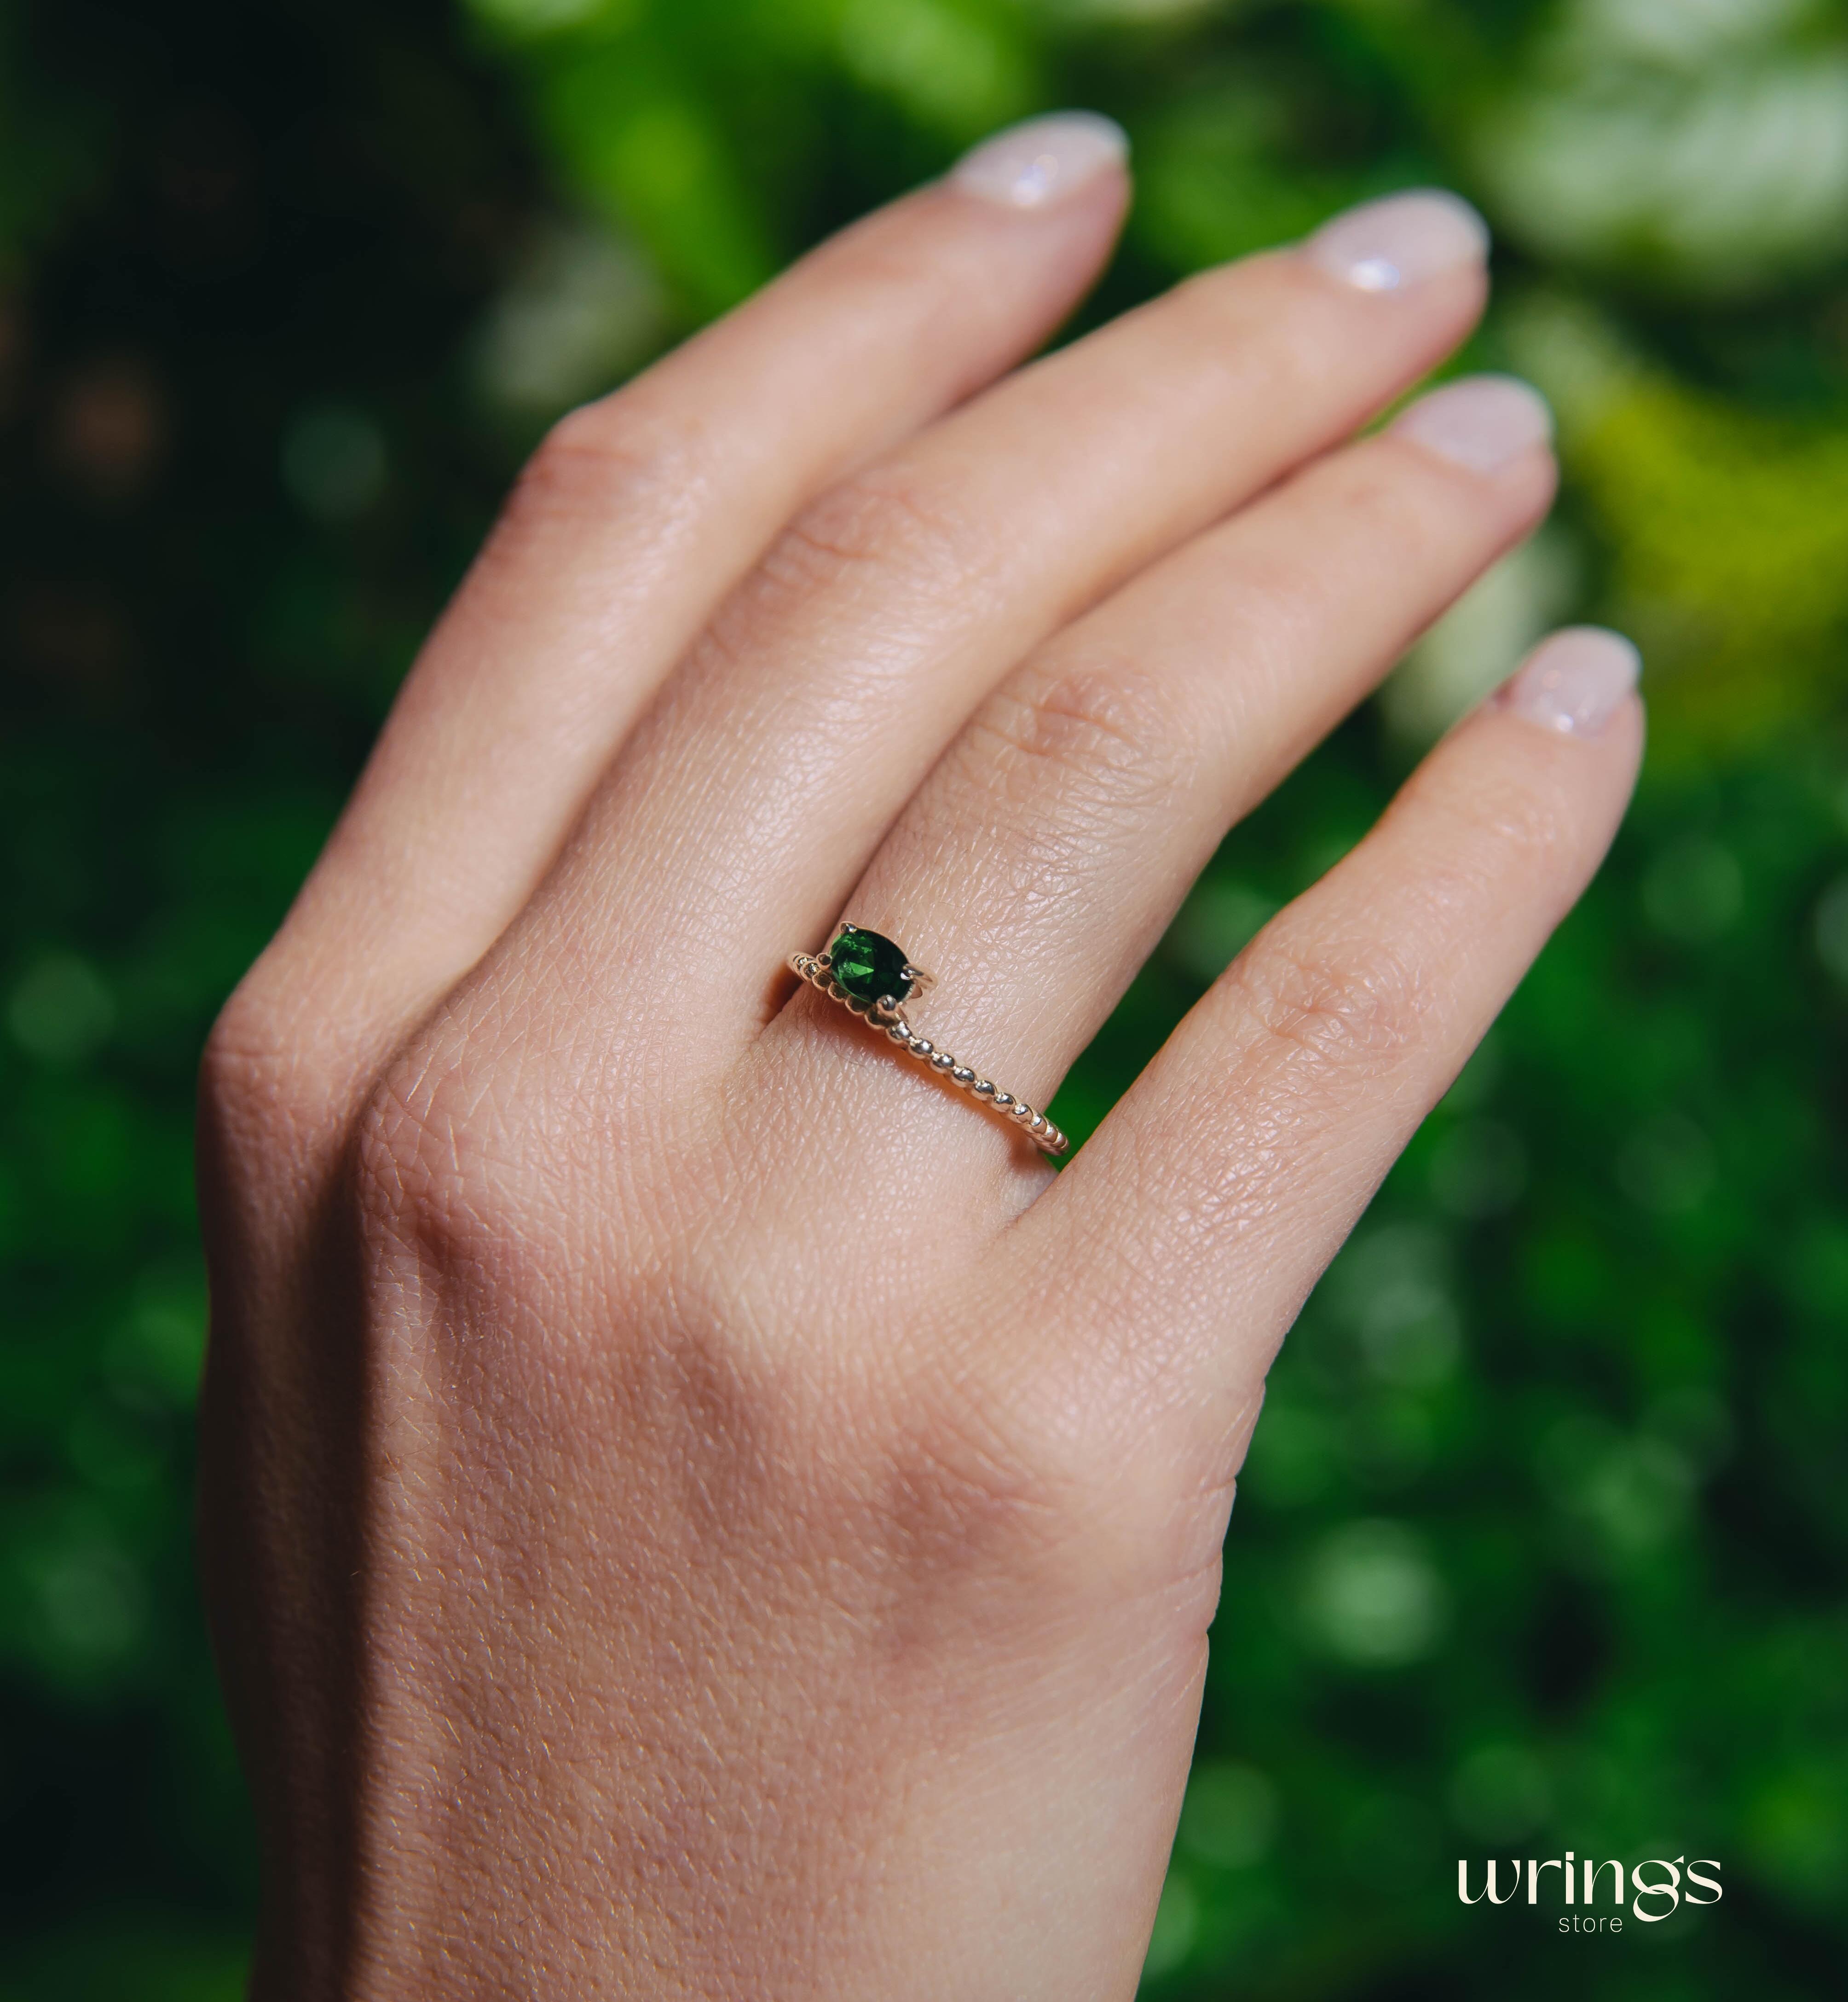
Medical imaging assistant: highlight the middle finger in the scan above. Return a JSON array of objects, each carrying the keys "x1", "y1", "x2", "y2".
[{"x1": 506, "y1": 190, "x2": 1492, "y2": 1065}]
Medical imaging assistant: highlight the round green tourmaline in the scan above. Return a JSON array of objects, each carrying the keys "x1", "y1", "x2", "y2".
[{"x1": 827, "y1": 926, "x2": 913, "y2": 1006}]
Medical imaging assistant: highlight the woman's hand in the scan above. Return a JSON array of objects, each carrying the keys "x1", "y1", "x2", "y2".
[{"x1": 195, "y1": 113, "x2": 1640, "y2": 2000}]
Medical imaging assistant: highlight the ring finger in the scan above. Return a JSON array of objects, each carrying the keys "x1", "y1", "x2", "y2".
[{"x1": 760, "y1": 372, "x2": 1557, "y2": 1178}]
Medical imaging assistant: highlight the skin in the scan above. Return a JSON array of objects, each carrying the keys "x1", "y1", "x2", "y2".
[{"x1": 195, "y1": 139, "x2": 1642, "y2": 2000}]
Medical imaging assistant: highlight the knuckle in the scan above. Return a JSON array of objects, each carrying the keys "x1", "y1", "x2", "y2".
[
  {"x1": 198, "y1": 966, "x2": 283, "y2": 1104},
  {"x1": 493, "y1": 399, "x2": 713, "y2": 556},
  {"x1": 1230, "y1": 928, "x2": 1432, "y2": 1082},
  {"x1": 349, "y1": 1025, "x2": 518, "y2": 1275},
  {"x1": 872, "y1": 1381, "x2": 1098, "y2": 1605},
  {"x1": 351, "y1": 1051, "x2": 433, "y2": 1224},
  {"x1": 880, "y1": 1337, "x2": 1214, "y2": 1609},
  {"x1": 965, "y1": 653, "x2": 1194, "y2": 817},
  {"x1": 197, "y1": 949, "x2": 335, "y2": 1157},
  {"x1": 769, "y1": 460, "x2": 993, "y2": 606}
]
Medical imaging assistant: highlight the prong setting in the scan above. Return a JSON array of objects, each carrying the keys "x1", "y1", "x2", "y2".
[{"x1": 785, "y1": 947, "x2": 1068, "y2": 1157}]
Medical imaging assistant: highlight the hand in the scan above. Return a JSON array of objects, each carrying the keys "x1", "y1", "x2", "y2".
[{"x1": 196, "y1": 112, "x2": 1641, "y2": 2000}]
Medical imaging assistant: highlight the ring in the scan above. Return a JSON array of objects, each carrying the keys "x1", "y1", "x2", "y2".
[{"x1": 787, "y1": 925, "x2": 1070, "y2": 1157}]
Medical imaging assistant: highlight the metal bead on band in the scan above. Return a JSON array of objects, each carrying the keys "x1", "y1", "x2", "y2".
[{"x1": 786, "y1": 928, "x2": 1070, "y2": 1157}]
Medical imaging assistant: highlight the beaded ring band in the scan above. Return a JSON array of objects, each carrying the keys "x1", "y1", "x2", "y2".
[{"x1": 788, "y1": 925, "x2": 1070, "y2": 1157}]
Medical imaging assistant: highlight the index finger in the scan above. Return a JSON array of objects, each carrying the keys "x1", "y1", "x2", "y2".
[{"x1": 222, "y1": 114, "x2": 1131, "y2": 1105}]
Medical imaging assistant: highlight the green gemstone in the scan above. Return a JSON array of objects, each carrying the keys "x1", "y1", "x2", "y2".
[{"x1": 827, "y1": 926, "x2": 913, "y2": 1005}]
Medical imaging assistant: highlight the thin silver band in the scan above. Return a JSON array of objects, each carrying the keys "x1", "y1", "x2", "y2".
[{"x1": 787, "y1": 952, "x2": 1070, "y2": 1157}]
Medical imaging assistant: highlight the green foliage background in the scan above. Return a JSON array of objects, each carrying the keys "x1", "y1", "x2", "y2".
[{"x1": 3, "y1": 0, "x2": 1846, "y2": 1994}]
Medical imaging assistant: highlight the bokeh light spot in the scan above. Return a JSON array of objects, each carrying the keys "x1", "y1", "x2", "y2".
[
  {"x1": 1301, "y1": 1520, "x2": 1448, "y2": 1666},
  {"x1": 1450, "y1": 1742, "x2": 1553, "y2": 1843},
  {"x1": 8, "y1": 953, "x2": 115, "y2": 1063},
  {"x1": 1141, "y1": 1869, "x2": 1200, "y2": 1978},
  {"x1": 281, "y1": 404, "x2": 387, "y2": 522},
  {"x1": 1429, "y1": 1118, "x2": 1530, "y2": 1222},
  {"x1": 1617, "y1": 1111, "x2": 1718, "y2": 1214},
  {"x1": 1643, "y1": 835, "x2": 1745, "y2": 941},
  {"x1": 1178, "y1": 1762, "x2": 1279, "y2": 1871},
  {"x1": 1812, "y1": 872, "x2": 1848, "y2": 981}
]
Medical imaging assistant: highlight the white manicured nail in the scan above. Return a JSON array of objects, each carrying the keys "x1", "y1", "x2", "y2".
[
  {"x1": 1305, "y1": 189, "x2": 1489, "y2": 292},
  {"x1": 1497, "y1": 627, "x2": 1641, "y2": 738},
  {"x1": 952, "y1": 111, "x2": 1129, "y2": 210},
  {"x1": 1392, "y1": 375, "x2": 1553, "y2": 474}
]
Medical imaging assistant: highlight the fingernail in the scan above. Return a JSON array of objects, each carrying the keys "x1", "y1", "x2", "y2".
[
  {"x1": 1392, "y1": 374, "x2": 1553, "y2": 474},
  {"x1": 1304, "y1": 188, "x2": 1489, "y2": 292},
  {"x1": 1497, "y1": 627, "x2": 1641, "y2": 738},
  {"x1": 951, "y1": 111, "x2": 1129, "y2": 210}
]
